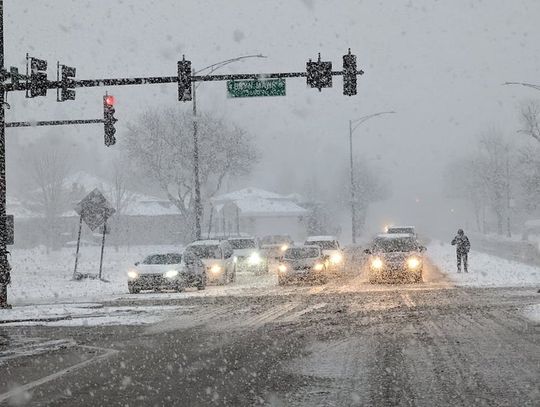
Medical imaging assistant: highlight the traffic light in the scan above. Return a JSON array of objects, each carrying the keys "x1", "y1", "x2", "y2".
[
  {"x1": 29, "y1": 57, "x2": 48, "y2": 97},
  {"x1": 343, "y1": 49, "x2": 357, "y2": 96},
  {"x1": 306, "y1": 53, "x2": 332, "y2": 91},
  {"x1": 59, "y1": 64, "x2": 76, "y2": 101},
  {"x1": 178, "y1": 56, "x2": 192, "y2": 101},
  {"x1": 103, "y1": 94, "x2": 117, "y2": 147}
]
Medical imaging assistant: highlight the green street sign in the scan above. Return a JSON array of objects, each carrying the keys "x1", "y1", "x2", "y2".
[{"x1": 227, "y1": 78, "x2": 286, "y2": 98}]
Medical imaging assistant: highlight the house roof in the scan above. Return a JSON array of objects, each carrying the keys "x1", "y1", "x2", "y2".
[
  {"x1": 233, "y1": 197, "x2": 308, "y2": 218},
  {"x1": 212, "y1": 188, "x2": 286, "y2": 203}
]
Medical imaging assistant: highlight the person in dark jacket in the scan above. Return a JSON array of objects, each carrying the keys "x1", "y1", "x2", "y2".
[{"x1": 451, "y1": 229, "x2": 470, "y2": 272}]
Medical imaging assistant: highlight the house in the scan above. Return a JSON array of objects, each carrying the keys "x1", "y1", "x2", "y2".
[{"x1": 209, "y1": 188, "x2": 310, "y2": 240}]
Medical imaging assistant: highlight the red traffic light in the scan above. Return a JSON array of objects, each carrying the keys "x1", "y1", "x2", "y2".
[{"x1": 104, "y1": 95, "x2": 115, "y2": 106}]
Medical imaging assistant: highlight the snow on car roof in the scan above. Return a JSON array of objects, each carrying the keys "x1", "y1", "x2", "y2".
[
  {"x1": 187, "y1": 240, "x2": 221, "y2": 246},
  {"x1": 228, "y1": 236, "x2": 255, "y2": 240},
  {"x1": 306, "y1": 235, "x2": 337, "y2": 241},
  {"x1": 377, "y1": 233, "x2": 414, "y2": 239}
]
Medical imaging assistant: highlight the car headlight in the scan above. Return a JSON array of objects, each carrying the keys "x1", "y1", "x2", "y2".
[
  {"x1": 280, "y1": 244, "x2": 289, "y2": 252},
  {"x1": 371, "y1": 257, "x2": 384, "y2": 270},
  {"x1": 248, "y1": 252, "x2": 262, "y2": 265},
  {"x1": 407, "y1": 256, "x2": 421, "y2": 270},
  {"x1": 210, "y1": 264, "x2": 222, "y2": 274},
  {"x1": 330, "y1": 253, "x2": 343, "y2": 265},
  {"x1": 278, "y1": 264, "x2": 287, "y2": 273},
  {"x1": 127, "y1": 270, "x2": 139, "y2": 279},
  {"x1": 164, "y1": 269, "x2": 179, "y2": 279},
  {"x1": 233, "y1": 256, "x2": 238, "y2": 263},
  {"x1": 313, "y1": 263, "x2": 324, "y2": 271}
]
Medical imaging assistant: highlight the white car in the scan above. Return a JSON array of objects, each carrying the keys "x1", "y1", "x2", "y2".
[
  {"x1": 304, "y1": 235, "x2": 344, "y2": 271},
  {"x1": 127, "y1": 252, "x2": 206, "y2": 294},
  {"x1": 228, "y1": 237, "x2": 269, "y2": 274},
  {"x1": 184, "y1": 240, "x2": 236, "y2": 285}
]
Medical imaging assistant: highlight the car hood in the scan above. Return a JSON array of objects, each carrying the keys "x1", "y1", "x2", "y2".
[
  {"x1": 200, "y1": 258, "x2": 224, "y2": 267},
  {"x1": 283, "y1": 258, "x2": 318, "y2": 269},
  {"x1": 135, "y1": 264, "x2": 184, "y2": 275},
  {"x1": 375, "y1": 252, "x2": 419, "y2": 263},
  {"x1": 233, "y1": 249, "x2": 257, "y2": 257},
  {"x1": 322, "y1": 249, "x2": 341, "y2": 256}
]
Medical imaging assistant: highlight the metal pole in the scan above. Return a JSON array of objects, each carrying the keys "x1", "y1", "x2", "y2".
[
  {"x1": 72, "y1": 215, "x2": 83, "y2": 279},
  {"x1": 192, "y1": 69, "x2": 202, "y2": 241},
  {"x1": 506, "y1": 149, "x2": 511, "y2": 238},
  {"x1": 98, "y1": 221, "x2": 107, "y2": 280},
  {"x1": 0, "y1": 0, "x2": 11, "y2": 308},
  {"x1": 349, "y1": 120, "x2": 357, "y2": 244}
]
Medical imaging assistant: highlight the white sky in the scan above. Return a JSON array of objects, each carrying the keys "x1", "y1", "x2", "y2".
[{"x1": 5, "y1": 0, "x2": 540, "y2": 237}]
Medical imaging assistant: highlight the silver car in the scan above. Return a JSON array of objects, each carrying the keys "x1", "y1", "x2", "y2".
[{"x1": 277, "y1": 245, "x2": 329, "y2": 285}]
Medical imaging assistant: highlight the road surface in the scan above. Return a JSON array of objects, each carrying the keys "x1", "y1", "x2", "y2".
[{"x1": 0, "y1": 265, "x2": 538, "y2": 406}]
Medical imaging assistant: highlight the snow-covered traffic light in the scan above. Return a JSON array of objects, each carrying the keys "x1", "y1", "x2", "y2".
[
  {"x1": 103, "y1": 94, "x2": 117, "y2": 147},
  {"x1": 343, "y1": 49, "x2": 357, "y2": 96},
  {"x1": 306, "y1": 53, "x2": 332, "y2": 91},
  {"x1": 59, "y1": 64, "x2": 76, "y2": 101},
  {"x1": 178, "y1": 56, "x2": 192, "y2": 101},
  {"x1": 28, "y1": 56, "x2": 48, "y2": 97}
]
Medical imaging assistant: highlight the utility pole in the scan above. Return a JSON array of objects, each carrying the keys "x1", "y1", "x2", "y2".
[
  {"x1": 348, "y1": 111, "x2": 395, "y2": 244},
  {"x1": 192, "y1": 68, "x2": 202, "y2": 240},
  {"x1": 0, "y1": 0, "x2": 11, "y2": 308}
]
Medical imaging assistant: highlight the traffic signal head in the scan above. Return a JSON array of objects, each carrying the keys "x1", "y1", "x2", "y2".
[
  {"x1": 60, "y1": 65, "x2": 76, "y2": 101},
  {"x1": 29, "y1": 57, "x2": 48, "y2": 97},
  {"x1": 178, "y1": 57, "x2": 192, "y2": 102},
  {"x1": 306, "y1": 53, "x2": 332, "y2": 91},
  {"x1": 343, "y1": 49, "x2": 357, "y2": 96},
  {"x1": 103, "y1": 94, "x2": 117, "y2": 147}
]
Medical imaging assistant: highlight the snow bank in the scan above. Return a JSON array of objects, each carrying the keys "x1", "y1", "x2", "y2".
[
  {"x1": 7, "y1": 245, "x2": 179, "y2": 305},
  {"x1": 523, "y1": 304, "x2": 540, "y2": 323},
  {"x1": 428, "y1": 241, "x2": 540, "y2": 287}
]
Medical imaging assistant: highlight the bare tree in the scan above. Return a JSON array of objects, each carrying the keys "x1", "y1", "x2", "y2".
[
  {"x1": 124, "y1": 108, "x2": 259, "y2": 238},
  {"x1": 24, "y1": 149, "x2": 71, "y2": 250},
  {"x1": 520, "y1": 101, "x2": 540, "y2": 143}
]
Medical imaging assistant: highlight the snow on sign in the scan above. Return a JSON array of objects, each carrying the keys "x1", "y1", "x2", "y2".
[
  {"x1": 74, "y1": 188, "x2": 116, "y2": 231},
  {"x1": 227, "y1": 78, "x2": 286, "y2": 98}
]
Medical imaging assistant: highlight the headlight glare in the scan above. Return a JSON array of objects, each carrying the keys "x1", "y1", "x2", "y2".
[
  {"x1": 127, "y1": 270, "x2": 139, "y2": 279},
  {"x1": 210, "y1": 264, "x2": 222, "y2": 274},
  {"x1": 278, "y1": 264, "x2": 287, "y2": 273},
  {"x1": 248, "y1": 252, "x2": 262, "y2": 265},
  {"x1": 313, "y1": 263, "x2": 324, "y2": 271},
  {"x1": 164, "y1": 269, "x2": 179, "y2": 278},
  {"x1": 330, "y1": 253, "x2": 343, "y2": 264},
  {"x1": 371, "y1": 257, "x2": 384, "y2": 270},
  {"x1": 407, "y1": 257, "x2": 421, "y2": 270},
  {"x1": 280, "y1": 244, "x2": 289, "y2": 252}
]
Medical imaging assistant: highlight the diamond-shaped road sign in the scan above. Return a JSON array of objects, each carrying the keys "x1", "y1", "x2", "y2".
[{"x1": 74, "y1": 188, "x2": 116, "y2": 232}]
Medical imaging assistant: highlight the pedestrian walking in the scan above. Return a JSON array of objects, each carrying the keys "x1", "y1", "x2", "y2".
[{"x1": 451, "y1": 229, "x2": 470, "y2": 273}]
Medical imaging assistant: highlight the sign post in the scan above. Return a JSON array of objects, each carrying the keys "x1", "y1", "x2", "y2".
[{"x1": 73, "y1": 189, "x2": 115, "y2": 281}]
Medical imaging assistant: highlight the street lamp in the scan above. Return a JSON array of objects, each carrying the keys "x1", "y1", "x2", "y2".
[
  {"x1": 191, "y1": 54, "x2": 266, "y2": 240},
  {"x1": 348, "y1": 111, "x2": 395, "y2": 243}
]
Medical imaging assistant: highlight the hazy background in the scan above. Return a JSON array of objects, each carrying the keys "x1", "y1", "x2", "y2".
[{"x1": 5, "y1": 0, "x2": 540, "y2": 241}]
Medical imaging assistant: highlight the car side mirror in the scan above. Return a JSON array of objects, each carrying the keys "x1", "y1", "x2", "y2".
[
  {"x1": 134, "y1": 262, "x2": 140, "y2": 266},
  {"x1": 419, "y1": 246, "x2": 427, "y2": 252},
  {"x1": 364, "y1": 249, "x2": 371, "y2": 255}
]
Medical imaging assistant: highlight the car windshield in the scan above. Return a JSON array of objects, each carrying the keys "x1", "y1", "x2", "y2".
[
  {"x1": 307, "y1": 240, "x2": 338, "y2": 250},
  {"x1": 185, "y1": 245, "x2": 221, "y2": 259},
  {"x1": 261, "y1": 235, "x2": 291, "y2": 245},
  {"x1": 372, "y1": 237, "x2": 418, "y2": 253},
  {"x1": 388, "y1": 227, "x2": 414, "y2": 234},
  {"x1": 142, "y1": 253, "x2": 182, "y2": 265},
  {"x1": 284, "y1": 247, "x2": 319, "y2": 259},
  {"x1": 229, "y1": 239, "x2": 256, "y2": 249}
]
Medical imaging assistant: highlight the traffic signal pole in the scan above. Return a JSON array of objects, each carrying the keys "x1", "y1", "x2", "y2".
[
  {"x1": 191, "y1": 70, "x2": 202, "y2": 240},
  {"x1": 0, "y1": 0, "x2": 11, "y2": 308}
]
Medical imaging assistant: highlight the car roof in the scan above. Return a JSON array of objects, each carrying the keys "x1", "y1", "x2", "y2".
[
  {"x1": 188, "y1": 240, "x2": 222, "y2": 246},
  {"x1": 305, "y1": 235, "x2": 338, "y2": 241},
  {"x1": 228, "y1": 236, "x2": 255, "y2": 241},
  {"x1": 376, "y1": 233, "x2": 414, "y2": 239},
  {"x1": 288, "y1": 244, "x2": 320, "y2": 250}
]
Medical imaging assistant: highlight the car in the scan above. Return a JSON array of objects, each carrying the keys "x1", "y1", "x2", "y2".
[
  {"x1": 304, "y1": 235, "x2": 344, "y2": 271},
  {"x1": 260, "y1": 235, "x2": 294, "y2": 259},
  {"x1": 184, "y1": 240, "x2": 236, "y2": 285},
  {"x1": 228, "y1": 236, "x2": 269, "y2": 274},
  {"x1": 127, "y1": 252, "x2": 206, "y2": 294},
  {"x1": 364, "y1": 233, "x2": 426, "y2": 283},
  {"x1": 277, "y1": 245, "x2": 329, "y2": 285}
]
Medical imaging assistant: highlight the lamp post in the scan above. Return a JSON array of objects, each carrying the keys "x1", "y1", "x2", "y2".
[
  {"x1": 349, "y1": 111, "x2": 395, "y2": 243},
  {"x1": 191, "y1": 54, "x2": 266, "y2": 240}
]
